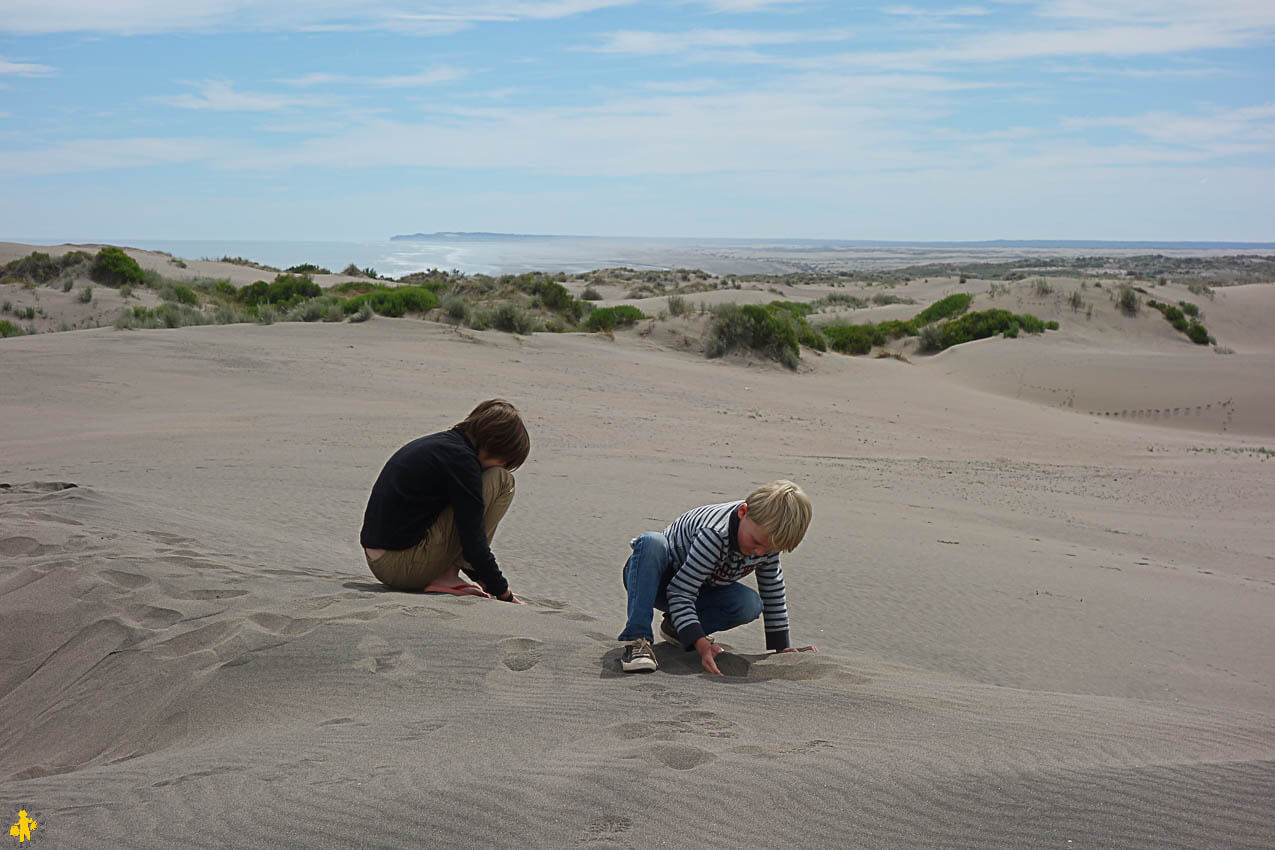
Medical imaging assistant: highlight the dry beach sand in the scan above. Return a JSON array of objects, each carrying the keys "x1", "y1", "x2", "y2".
[{"x1": 2, "y1": 245, "x2": 1274, "y2": 848}]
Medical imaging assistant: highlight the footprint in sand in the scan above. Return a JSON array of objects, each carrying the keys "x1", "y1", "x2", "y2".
[
  {"x1": 623, "y1": 742, "x2": 716, "y2": 771},
  {"x1": 609, "y1": 710, "x2": 737, "y2": 742},
  {"x1": 729, "y1": 739, "x2": 834, "y2": 760},
  {"x1": 99, "y1": 569, "x2": 154, "y2": 590},
  {"x1": 581, "y1": 814, "x2": 633, "y2": 843},
  {"x1": 247, "y1": 612, "x2": 321, "y2": 637},
  {"x1": 498, "y1": 636, "x2": 544, "y2": 671}
]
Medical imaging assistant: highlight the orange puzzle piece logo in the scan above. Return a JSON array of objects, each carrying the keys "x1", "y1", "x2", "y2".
[{"x1": 9, "y1": 811, "x2": 37, "y2": 843}]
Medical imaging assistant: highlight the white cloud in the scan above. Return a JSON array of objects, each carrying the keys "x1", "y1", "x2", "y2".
[
  {"x1": 1064, "y1": 103, "x2": 1275, "y2": 154},
  {"x1": 0, "y1": 0, "x2": 637, "y2": 36},
  {"x1": 593, "y1": 27, "x2": 853, "y2": 55},
  {"x1": 693, "y1": 0, "x2": 809, "y2": 10},
  {"x1": 884, "y1": 5, "x2": 992, "y2": 17},
  {"x1": 155, "y1": 80, "x2": 336, "y2": 111},
  {"x1": 0, "y1": 136, "x2": 224, "y2": 175},
  {"x1": 0, "y1": 57, "x2": 54, "y2": 75},
  {"x1": 278, "y1": 66, "x2": 466, "y2": 88}
]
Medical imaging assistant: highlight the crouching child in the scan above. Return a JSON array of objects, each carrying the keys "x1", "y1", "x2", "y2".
[{"x1": 617, "y1": 480, "x2": 815, "y2": 674}]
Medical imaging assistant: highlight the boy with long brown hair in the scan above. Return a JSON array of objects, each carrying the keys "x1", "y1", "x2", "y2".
[{"x1": 361, "y1": 399, "x2": 529, "y2": 602}]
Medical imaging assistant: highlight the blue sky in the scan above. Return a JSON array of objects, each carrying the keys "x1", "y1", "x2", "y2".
[{"x1": 1, "y1": 0, "x2": 1272, "y2": 241}]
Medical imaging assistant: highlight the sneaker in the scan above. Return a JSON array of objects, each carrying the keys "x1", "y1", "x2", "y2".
[
  {"x1": 620, "y1": 638, "x2": 658, "y2": 673},
  {"x1": 659, "y1": 614, "x2": 683, "y2": 647},
  {"x1": 660, "y1": 614, "x2": 711, "y2": 649}
]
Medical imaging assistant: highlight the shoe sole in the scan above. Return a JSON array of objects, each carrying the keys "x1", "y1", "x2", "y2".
[{"x1": 621, "y1": 657, "x2": 657, "y2": 673}]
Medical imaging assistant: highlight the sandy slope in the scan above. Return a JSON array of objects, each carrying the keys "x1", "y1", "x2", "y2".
[{"x1": 2, "y1": 307, "x2": 1273, "y2": 848}]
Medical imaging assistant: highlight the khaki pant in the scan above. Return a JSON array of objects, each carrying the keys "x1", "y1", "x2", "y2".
[{"x1": 365, "y1": 466, "x2": 515, "y2": 591}]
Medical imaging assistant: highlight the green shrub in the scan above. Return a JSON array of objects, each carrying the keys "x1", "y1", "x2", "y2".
[
  {"x1": 350, "y1": 302, "x2": 374, "y2": 323},
  {"x1": 1033, "y1": 278, "x2": 1053, "y2": 296},
  {"x1": 119, "y1": 284, "x2": 134, "y2": 299},
  {"x1": 491, "y1": 303, "x2": 535, "y2": 334},
  {"x1": 935, "y1": 309, "x2": 1050, "y2": 349},
  {"x1": 583, "y1": 305, "x2": 645, "y2": 331},
  {"x1": 469, "y1": 309, "x2": 493, "y2": 331},
  {"x1": 0, "y1": 319, "x2": 22, "y2": 338},
  {"x1": 1116, "y1": 286, "x2": 1140, "y2": 316},
  {"x1": 284, "y1": 298, "x2": 327, "y2": 322},
  {"x1": 822, "y1": 323, "x2": 884, "y2": 355},
  {"x1": 90, "y1": 247, "x2": 145, "y2": 287},
  {"x1": 1, "y1": 300, "x2": 10, "y2": 313},
  {"x1": 543, "y1": 317, "x2": 566, "y2": 332},
  {"x1": 1045, "y1": 320, "x2": 1059, "y2": 330},
  {"x1": 1178, "y1": 301, "x2": 1200, "y2": 317},
  {"x1": 918, "y1": 324, "x2": 942, "y2": 352},
  {"x1": 78, "y1": 285, "x2": 93, "y2": 303},
  {"x1": 762, "y1": 302, "x2": 824, "y2": 351},
  {"x1": 210, "y1": 280, "x2": 237, "y2": 299},
  {"x1": 287, "y1": 263, "x2": 331, "y2": 275},
  {"x1": 705, "y1": 303, "x2": 799, "y2": 369},
  {"x1": 257, "y1": 305, "x2": 278, "y2": 325},
  {"x1": 874, "y1": 319, "x2": 918, "y2": 340},
  {"x1": 62, "y1": 278, "x2": 74, "y2": 292},
  {"x1": 2, "y1": 251, "x2": 59, "y2": 283},
  {"x1": 173, "y1": 284, "x2": 197, "y2": 305},
  {"x1": 581, "y1": 286, "x2": 602, "y2": 301},
  {"x1": 441, "y1": 295, "x2": 471, "y2": 324},
  {"x1": 1187, "y1": 321, "x2": 1211, "y2": 345},
  {"x1": 341, "y1": 286, "x2": 440, "y2": 318},
  {"x1": 667, "y1": 294, "x2": 688, "y2": 316},
  {"x1": 916, "y1": 293, "x2": 972, "y2": 325},
  {"x1": 323, "y1": 303, "x2": 345, "y2": 322}
]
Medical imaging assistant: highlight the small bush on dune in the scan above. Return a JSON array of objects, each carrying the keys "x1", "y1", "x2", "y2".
[
  {"x1": 284, "y1": 298, "x2": 327, "y2": 323},
  {"x1": 287, "y1": 263, "x2": 330, "y2": 275},
  {"x1": 90, "y1": 247, "x2": 145, "y2": 287},
  {"x1": 936, "y1": 309, "x2": 1050, "y2": 349},
  {"x1": 441, "y1": 295, "x2": 471, "y2": 324},
  {"x1": 581, "y1": 286, "x2": 602, "y2": 301},
  {"x1": 915, "y1": 293, "x2": 972, "y2": 325},
  {"x1": 491, "y1": 303, "x2": 535, "y2": 334},
  {"x1": 1187, "y1": 321, "x2": 1212, "y2": 345},
  {"x1": 341, "y1": 286, "x2": 440, "y2": 318},
  {"x1": 0, "y1": 319, "x2": 23, "y2": 338},
  {"x1": 1116, "y1": 286, "x2": 1140, "y2": 316},
  {"x1": 78, "y1": 285, "x2": 93, "y2": 303},
  {"x1": 706, "y1": 303, "x2": 799, "y2": 369},
  {"x1": 667, "y1": 294, "x2": 688, "y2": 315},
  {"x1": 350, "y1": 302, "x2": 374, "y2": 323},
  {"x1": 583, "y1": 305, "x2": 645, "y2": 331},
  {"x1": 822, "y1": 323, "x2": 884, "y2": 355}
]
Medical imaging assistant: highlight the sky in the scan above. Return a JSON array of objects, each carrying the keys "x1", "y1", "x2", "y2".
[{"x1": 1, "y1": 0, "x2": 1273, "y2": 242}]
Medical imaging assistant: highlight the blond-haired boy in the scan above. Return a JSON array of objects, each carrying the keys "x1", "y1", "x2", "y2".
[{"x1": 618, "y1": 480, "x2": 816, "y2": 674}]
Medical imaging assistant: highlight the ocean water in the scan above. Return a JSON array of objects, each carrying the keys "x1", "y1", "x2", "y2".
[
  {"x1": 10, "y1": 235, "x2": 1273, "y2": 278},
  {"x1": 11, "y1": 237, "x2": 690, "y2": 277}
]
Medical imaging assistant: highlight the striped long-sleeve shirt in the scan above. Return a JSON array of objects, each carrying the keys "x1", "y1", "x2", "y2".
[{"x1": 664, "y1": 501, "x2": 791, "y2": 651}]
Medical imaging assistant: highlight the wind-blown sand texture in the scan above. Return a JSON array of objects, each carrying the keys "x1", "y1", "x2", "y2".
[{"x1": 2, "y1": 250, "x2": 1274, "y2": 848}]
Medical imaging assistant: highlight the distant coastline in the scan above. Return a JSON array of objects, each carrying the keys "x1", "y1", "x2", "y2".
[{"x1": 389, "y1": 232, "x2": 1275, "y2": 250}]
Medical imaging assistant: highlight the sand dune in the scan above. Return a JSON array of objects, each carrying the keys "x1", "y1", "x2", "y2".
[{"x1": 2, "y1": 263, "x2": 1274, "y2": 847}]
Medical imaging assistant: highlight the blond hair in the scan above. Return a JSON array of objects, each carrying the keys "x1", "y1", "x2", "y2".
[{"x1": 745, "y1": 480, "x2": 811, "y2": 552}]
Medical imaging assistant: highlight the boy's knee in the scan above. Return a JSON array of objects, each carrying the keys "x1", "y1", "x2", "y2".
[
  {"x1": 738, "y1": 591, "x2": 763, "y2": 622},
  {"x1": 481, "y1": 466, "x2": 515, "y2": 503},
  {"x1": 632, "y1": 531, "x2": 669, "y2": 559}
]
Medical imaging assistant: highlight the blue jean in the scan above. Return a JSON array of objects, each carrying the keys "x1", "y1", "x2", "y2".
[{"x1": 617, "y1": 531, "x2": 764, "y2": 643}]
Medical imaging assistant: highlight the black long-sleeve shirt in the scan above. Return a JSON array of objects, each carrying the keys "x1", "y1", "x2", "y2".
[{"x1": 360, "y1": 428, "x2": 508, "y2": 597}]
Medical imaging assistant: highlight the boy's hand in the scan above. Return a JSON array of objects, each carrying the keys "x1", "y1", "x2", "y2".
[
  {"x1": 496, "y1": 589, "x2": 526, "y2": 605},
  {"x1": 775, "y1": 645, "x2": 818, "y2": 653},
  {"x1": 696, "y1": 637, "x2": 724, "y2": 675}
]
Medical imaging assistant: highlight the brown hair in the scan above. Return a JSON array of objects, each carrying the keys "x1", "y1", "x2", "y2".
[{"x1": 454, "y1": 399, "x2": 530, "y2": 470}]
